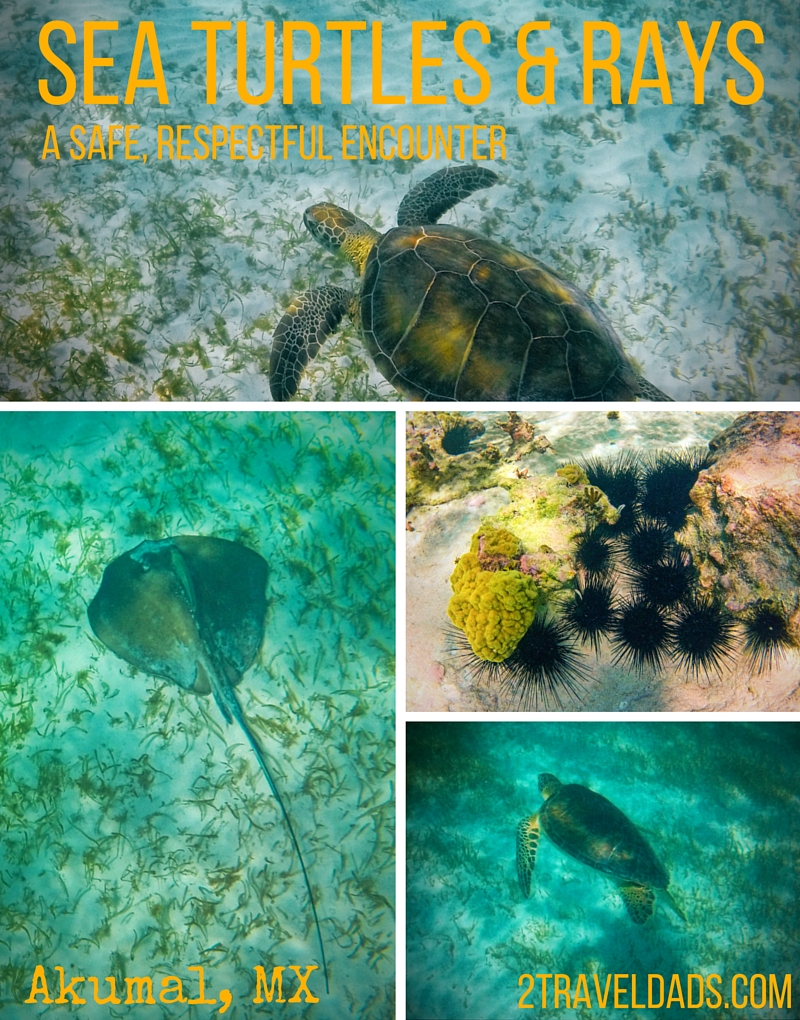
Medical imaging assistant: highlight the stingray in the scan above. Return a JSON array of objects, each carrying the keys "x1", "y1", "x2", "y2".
[{"x1": 87, "y1": 535, "x2": 328, "y2": 991}]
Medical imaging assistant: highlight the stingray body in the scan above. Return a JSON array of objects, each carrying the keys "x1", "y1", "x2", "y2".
[{"x1": 88, "y1": 535, "x2": 328, "y2": 990}]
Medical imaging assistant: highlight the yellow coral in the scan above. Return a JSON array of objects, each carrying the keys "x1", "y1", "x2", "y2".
[
  {"x1": 448, "y1": 552, "x2": 538, "y2": 661},
  {"x1": 469, "y1": 526, "x2": 520, "y2": 560}
]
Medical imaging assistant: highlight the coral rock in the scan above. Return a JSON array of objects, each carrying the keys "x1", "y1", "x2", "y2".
[{"x1": 679, "y1": 412, "x2": 800, "y2": 641}]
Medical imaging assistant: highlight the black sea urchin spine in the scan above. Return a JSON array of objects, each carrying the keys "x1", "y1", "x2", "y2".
[
  {"x1": 561, "y1": 576, "x2": 618, "y2": 654},
  {"x1": 579, "y1": 451, "x2": 642, "y2": 532},
  {"x1": 611, "y1": 598, "x2": 674, "y2": 675},
  {"x1": 638, "y1": 448, "x2": 710, "y2": 532},
  {"x1": 441, "y1": 424, "x2": 475, "y2": 456},
  {"x1": 629, "y1": 551, "x2": 698, "y2": 609},
  {"x1": 500, "y1": 613, "x2": 592, "y2": 711},
  {"x1": 672, "y1": 595, "x2": 738, "y2": 678},
  {"x1": 742, "y1": 603, "x2": 794, "y2": 674},
  {"x1": 620, "y1": 519, "x2": 677, "y2": 571},
  {"x1": 573, "y1": 527, "x2": 616, "y2": 576}
]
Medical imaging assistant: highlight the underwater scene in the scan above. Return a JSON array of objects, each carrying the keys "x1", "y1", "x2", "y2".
[
  {"x1": 0, "y1": 0, "x2": 798, "y2": 399},
  {"x1": 0, "y1": 410, "x2": 395, "y2": 1018},
  {"x1": 407, "y1": 410, "x2": 800, "y2": 712},
  {"x1": 406, "y1": 720, "x2": 800, "y2": 1020}
]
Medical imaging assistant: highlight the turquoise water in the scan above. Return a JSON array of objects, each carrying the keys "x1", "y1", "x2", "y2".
[
  {"x1": 407, "y1": 721, "x2": 800, "y2": 1020},
  {"x1": 0, "y1": 411, "x2": 395, "y2": 1018},
  {"x1": 0, "y1": 0, "x2": 797, "y2": 399}
]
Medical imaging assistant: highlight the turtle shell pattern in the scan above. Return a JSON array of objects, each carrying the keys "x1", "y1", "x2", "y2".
[
  {"x1": 540, "y1": 782, "x2": 668, "y2": 889},
  {"x1": 360, "y1": 224, "x2": 643, "y2": 401}
]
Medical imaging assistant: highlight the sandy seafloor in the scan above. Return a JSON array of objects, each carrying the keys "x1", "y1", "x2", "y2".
[
  {"x1": 406, "y1": 409, "x2": 800, "y2": 712},
  {"x1": 0, "y1": 0, "x2": 798, "y2": 400},
  {"x1": 406, "y1": 720, "x2": 800, "y2": 1020},
  {"x1": 0, "y1": 411, "x2": 395, "y2": 1018}
]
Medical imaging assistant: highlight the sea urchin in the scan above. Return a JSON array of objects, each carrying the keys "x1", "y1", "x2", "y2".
[
  {"x1": 611, "y1": 598, "x2": 674, "y2": 675},
  {"x1": 573, "y1": 527, "x2": 616, "y2": 576},
  {"x1": 561, "y1": 576, "x2": 618, "y2": 653},
  {"x1": 672, "y1": 596, "x2": 737, "y2": 678},
  {"x1": 499, "y1": 613, "x2": 592, "y2": 710},
  {"x1": 743, "y1": 603, "x2": 794, "y2": 674},
  {"x1": 630, "y1": 552, "x2": 697, "y2": 609}
]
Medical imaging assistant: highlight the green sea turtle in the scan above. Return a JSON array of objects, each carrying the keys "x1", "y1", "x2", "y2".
[
  {"x1": 270, "y1": 164, "x2": 672, "y2": 402},
  {"x1": 516, "y1": 772, "x2": 685, "y2": 923}
]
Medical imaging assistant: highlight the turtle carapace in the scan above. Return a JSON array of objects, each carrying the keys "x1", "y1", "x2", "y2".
[{"x1": 269, "y1": 165, "x2": 673, "y2": 402}]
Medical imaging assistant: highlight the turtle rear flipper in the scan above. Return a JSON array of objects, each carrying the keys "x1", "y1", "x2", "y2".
[
  {"x1": 270, "y1": 286, "x2": 355, "y2": 400},
  {"x1": 636, "y1": 376, "x2": 674, "y2": 402},
  {"x1": 620, "y1": 882, "x2": 655, "y2": 923},
  {"x1": 516, "y1": 814, "x2": 541, "y2": 898},
  {"x1": 397, "y1": 164, "x2": 499, "y2": 227}
]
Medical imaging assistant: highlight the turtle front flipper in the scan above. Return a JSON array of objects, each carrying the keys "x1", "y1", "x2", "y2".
[
  {"x1": 516, "y1": 814, "x2": 541, "y2": 898},
  {"x1": 619, "y1": 882, "x2": 655, "y2": 923},
  {"x1": 269, "y1": 286, "x2": 355, "y2": 400},
  {"x1": 397, "y1": 164, "x2": 499, "y2": 226}
]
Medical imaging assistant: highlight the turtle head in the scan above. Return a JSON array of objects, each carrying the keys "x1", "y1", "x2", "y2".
[
  {"x1": 538, "y1": 773, "x2": 562, "y2": 798},
  {"x1": 304, "y1": 203, "x2": 380, "y2": 276}
]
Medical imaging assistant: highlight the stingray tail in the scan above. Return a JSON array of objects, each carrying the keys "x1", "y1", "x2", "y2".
[{"x1": 212, "y1": 681, "x2": 329, "y2": 995}]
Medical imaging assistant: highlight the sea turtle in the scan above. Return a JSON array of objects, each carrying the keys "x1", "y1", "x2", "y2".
[
  {"x1": 270, "y1": 164, "x2": 672, "y2": 402},
  {"x1": 516, "y1": 772, "x2": 685, "y2": 923}
]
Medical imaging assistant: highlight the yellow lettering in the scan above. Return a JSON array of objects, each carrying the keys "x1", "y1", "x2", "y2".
[
  {"x1": 236, "y1": 21, "x2": 274, "y2": 105},
  {"x1": 283, "y1": 22, "x2": 321, "y2": 104},
  {"x1": 25, "y1": 966, "x2": 53, "y2": 1004},
  {"x1": 686, "y1": 974, "x2": 704, "y2": 1008},
  {"x1": 327, "y1": 21, "x2": 366, "y2": 104},
  {"x1": 666, "y1": 974, "x2": 686, "y2": 1009},
  {"x1": 583, "y1": 22, "x2": 621, "y2": 104},
  {"x1": 247, "y1": 124, "x2": 263, "y2": 159},
  {"x1": 648, "y1": 974, "x2": 665, "y2": 1008},
  {"x1": 38, "y1": 21, "x2": 77, "y2": 104},
  {"x1": 192, "y1": 20, "x2": 232, "y2": 104},
  {"x1": 253, "y1": 966, "x2": 286, "y2": 1004},
  {"x1": 230, "y1": 124, "x2": 246, "y2": 159},
  {"x1": 287, "y1": 965, "x2": 319, "y2": 1004},
  {"x1": 125, "y1": 977, "x2": 155, "y2": 1005},
  {"x1": 124, "y1": 21, "x2": 168, "y2": 104},
  {"x1": 553, "y1": 974, "x2": 571, "y2": 1009},
  {"x1": 769, "y1": 974, "x2": 791, "y2": 1011},
  {"x1": 490, "y1": 124, "x2": 506, "y2": 159},
  {"x1": 593, "y1": 974, "x2": 612, "y2": 1009},
  {"x1": 453, "y1": 21, "x2": 491, "y2": 105},
  {"x1": 726, "y1": 21, "x2": 764, "y2": 105},
  {"x1": 159, "y1": 976, "x2": 186, "y2": 1004},
  {"x1": 41, "y1": 124, "x2": 61, "y2": 160},
  {"x1": 69, "y1": 124, "x2": 86, "y2": 160},
  {"x1": 629, "y1": 21, "x2": 672, "y2": 104},
  {"x1": 125, "y1": 124, "x2": 141, "y2": 160},
  {"x1": 705, "y1": 975, "x2": 723, "y2": 1010},
  {"x1": 194, "y1": 124, "x2": 210, "y2": 159},
  {"x1": 157, "y1": 124, "x2": 174, "y2": 159},
  {"x1": 86, "y1": 977, "x2": 121, "y2": 1005},
  {"x1": 86, "y1": 124, "x2": 107, "y2": 159},
  {"x1": 517, "y1": 22, "x2": 558, "y2": 104},
  {"x1": 411, "y1": 21, "x2": 446, "y2": 105},
  {"x1": 677, "y1": 22, "x2": 720, "y2": 104},
  {"x1": 573, "y1": 974, "x2": 591, "y2": 1009},
  {"x1": 55, "y1": 966, "x2": 86, "y2": 1005},
  {"x1": 731, "y1": 974, "x2": 748, "y2": 1009},
  {"x1": 84, "y1": 21, "x2": 118, "y2": 104},
  {"x1": 372, "y1": 23, "x2": 404, "y2": 104}
]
